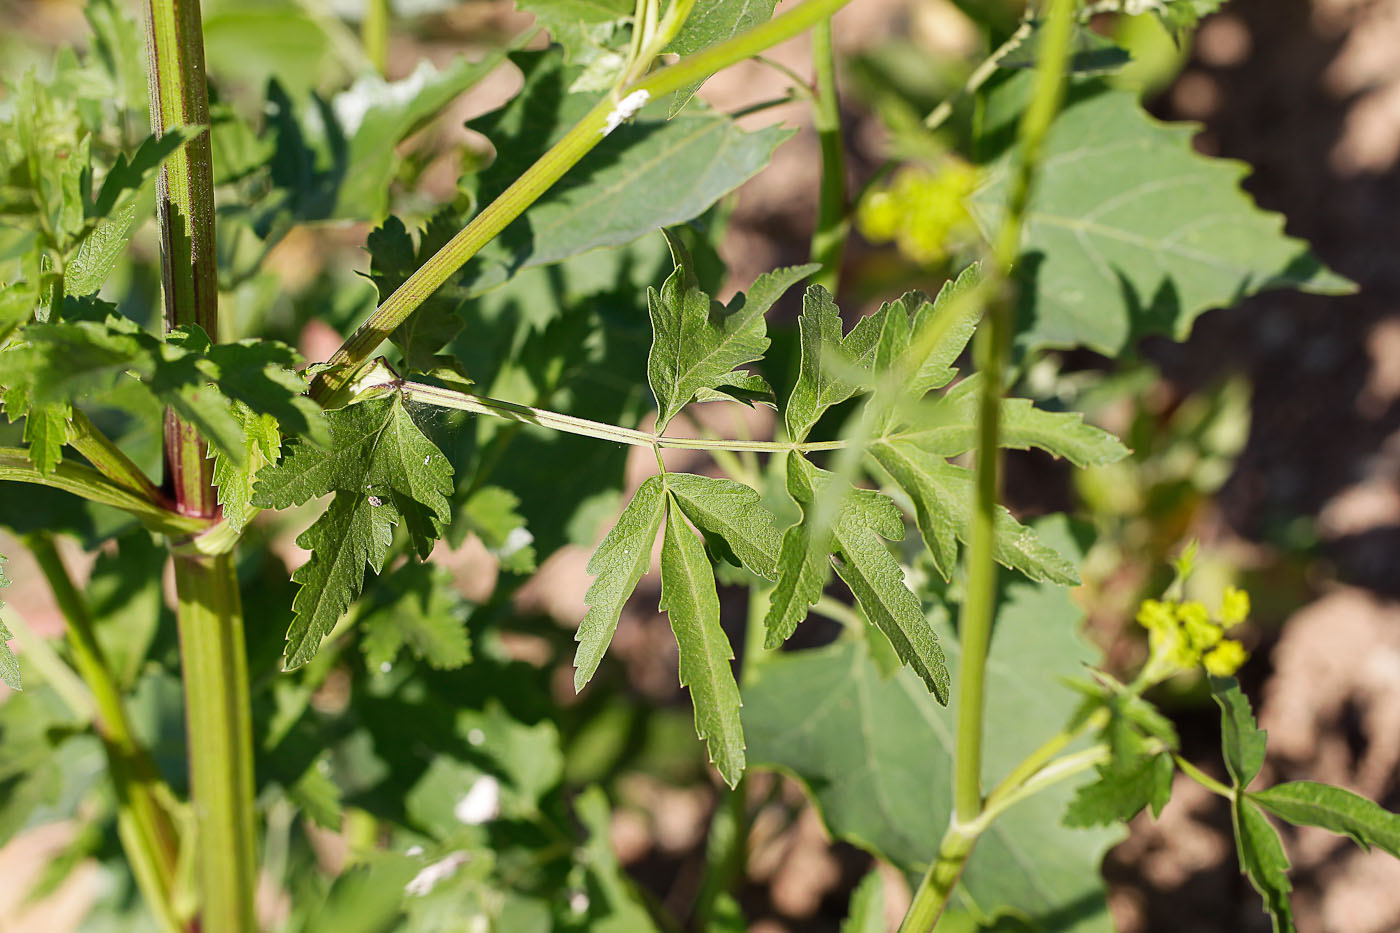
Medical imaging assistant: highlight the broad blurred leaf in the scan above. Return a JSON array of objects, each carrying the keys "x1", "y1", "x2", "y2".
[
  {"x1": 747, "y1": 518, "x2": 1122, "y2": 932},
  {"x1": 360, "y1": 563, "x2": 472, "y2": 673},
  {"x1": 968, "y1": 85, "x2": 1352, "y2": 355}
]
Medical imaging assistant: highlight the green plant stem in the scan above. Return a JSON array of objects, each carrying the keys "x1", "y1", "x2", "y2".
[
  {"x1": 144, "y1": 0, "x2": 220, "y2": 517},
  {"x1": 363, "y1": 0, "x2": 390, "y2": 76},
  {"x1": 28, "y1": 534, "x2": 186, "y2": 933},
  {"x1": 310, "y1": 0, "x2": 857, "y2": 404},
  {"x1": 172, "y1": 552, "x2": 257, "y2": 933},
  {"x1": 983, "y1": 706, "x2": 1110, "y2": 813},
  {"x1": 809, "y1": 18, "x2": 847, "y2": 293},
  {"x1": 1174, "y1": 754, "x2": 1234, "y2": 799},
  {"x1": 399, "y1": 381, "x2": 844, "y2": 452},
  {"x1": 923, "y1": 19, "x2": 1033, "y2": 132},
  {"x1": 950, "y1": 0, "x2": 1076, "y2": 832},
  {"x1": 0, "y1": 449, "x2": 206, "y2": 536},
  {"x1": 67, "y1": 409, "x2": 166, "y2": 504},
  {"x1": 898, "y1": 824, "x2": 978, "y2": 933}
]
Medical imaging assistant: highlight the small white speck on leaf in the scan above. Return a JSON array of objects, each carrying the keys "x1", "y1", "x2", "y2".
[
  {"x1": 405, "y1": 845, "x2": 424, "y2": 857},
  {"x1": 569, "y1": 891, "x2": 590, "y2": 913},
  {"x1": 601, "y1": 89, "x2": 649, "y2": 136},
  {"x1": 380, "y1": 661, "x2": 392, "y2": 673},
  {"x1": 423, "y1": 455, "x2": 430, "y2": 465},
  {"x1": 454, "y1": 775, "x2": 501, "y2": 825},
  {"x1": 404, "y1": 851, "x2": 470, "y2": 896},
  {"x1": 467, "y1": 727, "x2": 486, "y2": 746},
  {"x1": 368, "y1": 495, "x2": 383, "y2": 507}
]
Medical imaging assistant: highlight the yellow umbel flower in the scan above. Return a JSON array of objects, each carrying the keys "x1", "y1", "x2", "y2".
[
  {"x1": 856, "y1": 162, "x2": 979, "y2": 265},
  {"x1": 1135, "y1": 589, "x2": 1251, "y2": 682}
]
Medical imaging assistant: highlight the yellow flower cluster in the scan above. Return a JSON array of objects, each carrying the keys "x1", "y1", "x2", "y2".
[
  {"x1": 1136, "y1": 586, "x2": 1251, "y2": 679},
  {"x1": 856, "y1": 162, "x2": 979, "y2": 265}
]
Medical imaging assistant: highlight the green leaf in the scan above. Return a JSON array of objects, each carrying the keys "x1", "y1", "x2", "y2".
[
  {"x1": 460, "y1": 486, "x2": 537, "y2": 574},
  {"x1": 840, "y1": 870, "x2": 887, "y2": 933},
  {"x1": 574, "y1": 786, "x2": 662, "y2": 932},
  {"x1": 784, "y1": 285, "x2": 886, "y2": 442},
  {"x1": 665, "y1": 473, "x2": 784, "y2": 579},
  {"x1": 212, "y1": 405, "x2": 281, "y2": 534},
  {"x1": 869, "y1": 439, "x2": 1080, "y2": 584},
  {"x1": 369, "y1": 212, "x2": 466, "y2": 372},
  {"x1": 517, "y1": 0, "x2": 632, "y2": 91},
  {"x1": 331, "y1": 57, "x2": 501, "y2": 219},
  {"x1": 0, "y1": 556, "x2": 17, "y2": 691},
  {"x1": 968, "y1": 85, "x2": 1353, "y2": 356},
  {"x1": 1210, "y1": 675, "x2": 1267, "y2": 790},
  {"x1": 463, "y1": 51, "x2": 792, "y2": 294},
  {"x1": 252, "y1": 394, "x2": 451, "y2": 558},
  {"x1": 290, "y1": 755, "x2": 344, "y2": 831},
  {"x1": 1250, "y1": 781, "x2": 1400, "y2": 858},
  {"x1": 283, "y1": 490, "x2": 398, "y2": 669},
  {"x1": 891, "y1": 376, "x2": 1130, "y2": 469},
  {"x1": 360, "y1": 563, "x2": 472, "y2": 672},
  {"x1": 572, "y1": 476, "x2": 666, "y2": 690},
  {"x1": 252, "y1": 395, "x2": 453, "y2": 666},
  {"x1": 659, "y1": 495, "x2": 746, "y2": 787},
  {"x1": 1064, "y1": 751, "x2": 1173, "y2": 828},
  {"x1": 665, "y1": 0, "x2": 778, "y2": 113},
  {"x1": 646, "y1": 230, "x2": 816, "y2": 430},
  {"x1": 1001, "y1": 20, "x2": 1133, "y2": 76},
  {"x1": 1233, "y1": 799, "x2": 1295, "y2": 933},
  {"x1": 747, "y1": 522, "x2": 1121, "y2": 932},
  {"x1": 91, "y1": 127, "x2": 202, "y2": 218},
  {"x1": 768, "y1": 454, "x2": 950, "y2": 700},
  {"x1": 906, "y1": 264, "x2": 984, "y2": 396},
  {"x1": 21, "y1": 402, "x2": 72, "y2": 475}
]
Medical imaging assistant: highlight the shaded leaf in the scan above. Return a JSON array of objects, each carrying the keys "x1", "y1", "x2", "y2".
[
  {"x1": 784, "y1": 286, "x2": 886, "y2": 442},
  {"x1": 666, "y1": 472, "x2": 783, "y2": 579},
  {"x1": 360, "y1": 563, "x2": 472, "y2": 672}
]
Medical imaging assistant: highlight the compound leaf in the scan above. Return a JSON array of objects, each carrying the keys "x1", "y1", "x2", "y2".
[
  {"x1": 665, "y1": 472, "x2": 784, "y2": 579},
  {"x1": 572, "y1": 476, "x2": 666, "y2": 690},
  {"x1": 784, "y1": 286, "x2": 886, "y2": 442},
  {"x1": 211, "y1": 405, "x2": 281, "y2": 534},
  {"x1": 1250, "y1": 781, "x2": 1400, "y2": 859},
  {"x1": 968, "y1": 86, "x2": 1352, "y2": 356},
  {"x1": 1233, "y1": 799, "x2": 1295, "y2": 933},
  {"x1": 1064, "y1": 750, "x2": 1174, "y2": 828},
  {"x1": 659, "y1": 496, "x2": 745, "y2": 787},
  {"x1": 647, "y1": 230, "x2": 815, "y2": 430},
  {"x1": 870, "y1": 439, "x2": 1080, "y2": 584}
]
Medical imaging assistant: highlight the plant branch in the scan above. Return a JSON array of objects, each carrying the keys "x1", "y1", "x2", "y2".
[
  {"x1": 363, "y1": 0, "x2": 390, "y2": 76},
  {"x1": 310, "y1": 0, "x2": 858, "y2": 404},
  {"x1": 809, "y1": 18, "x2": 848, "y2": 293},
  {"x1": 28, "y1": 533, "x2": 185, "y2": 933},
  {"x1": 950, "y1": 0, "x2": 1076, "y2": 831},
  {"x1": 0, "y1": 449, "x2": 206, "y2": 536},
  {"x1": 1174, "y1": 754, "x2": 1234, "y2": 799},
  {"x1": 897, "y1": 823, "x2": 978, "y2": 933},
  {"x1": 172, "y1": 552, "x2": 258, "y2": 933},
  {"x1": 399, "y1": 381, "x2": 845, "y2": 453},
  {"x1": 67, "y1": 408, "x2": 166, "y2": 505},
  {"x1": 924, "y1": 19, "x2": 1033, "y2": 132}
]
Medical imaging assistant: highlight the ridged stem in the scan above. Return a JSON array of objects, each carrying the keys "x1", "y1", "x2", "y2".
[{"x1": 172, "y1": 552, "x2": 257, "y2": 933}]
